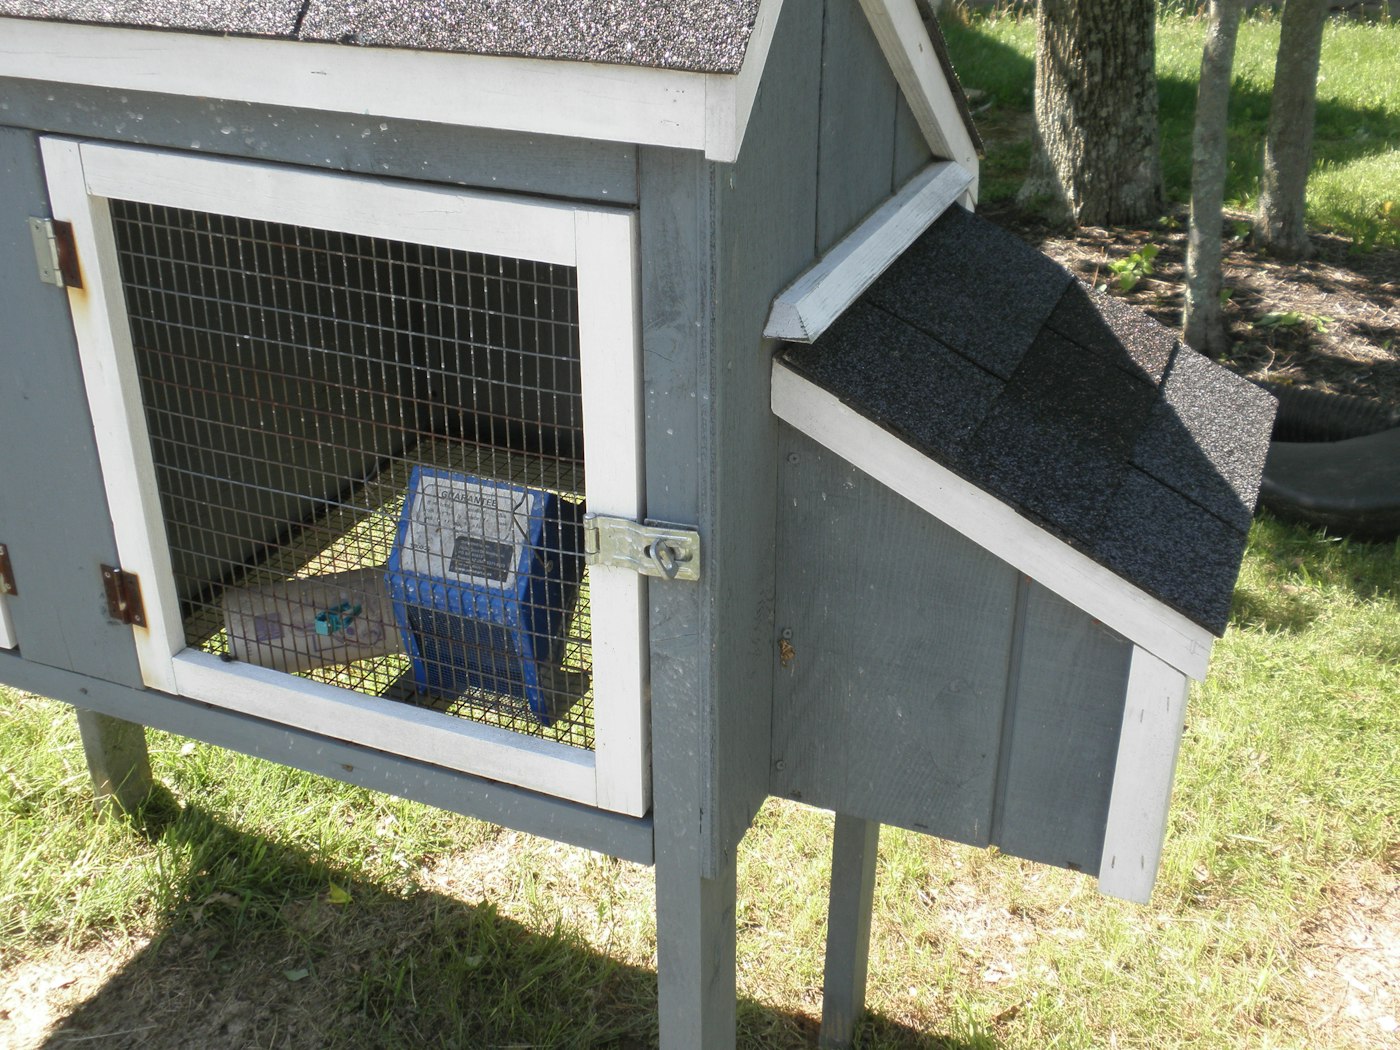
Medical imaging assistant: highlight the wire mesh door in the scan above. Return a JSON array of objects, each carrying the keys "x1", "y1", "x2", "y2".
[{"x1": 45, "y1": 139, "x2": 647, "y2": 813}]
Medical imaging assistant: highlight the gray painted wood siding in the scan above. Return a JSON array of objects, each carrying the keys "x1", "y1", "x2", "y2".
[
  {"x1": 0, "y1": 126, "x2": 145, "y2": 685},
  {"x1": 771, "y1": 425, "x2": 1135, "y2": 876},
  {"x1": 0, "y1": 79, "x2": 638, "y2": 205}
]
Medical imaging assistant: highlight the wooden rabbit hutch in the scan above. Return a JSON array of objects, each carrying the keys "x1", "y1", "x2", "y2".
[{"x1": 0, "y1": 1, "x2": 1274, "y2": 1046}]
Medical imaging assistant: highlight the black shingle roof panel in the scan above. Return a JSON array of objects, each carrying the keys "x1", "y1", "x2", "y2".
[
  {"x1": 782, "y1": 300, "x2": 1002, "y2": 457},
  {"x1": 1132, "y1": 346, "x2": 1278, "y2": 533},
  {"x1": 781, "y1": 205, "x2": 1275, "y2": 635},
  {"x1": 865, "y1": 204, "x2": 1073, "y2": 380},
  {"x1": 1093, "y1": 470, "x2": 1249, "y2": 634}
]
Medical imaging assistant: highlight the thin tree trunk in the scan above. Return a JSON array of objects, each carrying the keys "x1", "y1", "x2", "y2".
[
  {"x1": 1256, "y1": 0, "x2": 1327, "y2": 259},
  {"x1": 1018, "y1": 0, "x2": 1163, "y2": 226},
  {"x1": 1184, "y1": 0, "x2": 1245, "y2": 357}
]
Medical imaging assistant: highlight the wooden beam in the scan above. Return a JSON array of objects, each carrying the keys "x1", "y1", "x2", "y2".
[
  {"x1": 75, "y1": 708, "x2": 152, "y2": 816},
  {"x1": 765, "y1": 160, "x2": 972, "y2": 342},
  {"x1": 1097, "y1": 647, "x2": 1191, "y2": 903}
]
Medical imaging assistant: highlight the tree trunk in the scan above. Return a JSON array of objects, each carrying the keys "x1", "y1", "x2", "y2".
[
  {"x1": 1018, "y1": 0, "x2": 1163, "y2": 226},
  {"x1": 1256, "y1": 0, "x2": 1327, "y2": 259},
  {"x1": 1184, "y1": 0, "x2": 1245, "y2": 357}
]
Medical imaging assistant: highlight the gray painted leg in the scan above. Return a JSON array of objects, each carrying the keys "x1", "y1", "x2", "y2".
[
  {"x1": 819, "y1": 813, "x2": 880, "y2": 1050},
  {"x1": 654, "y1": 844, "x2": 739, "y2": 1049},
  {"x1": 75, "y1": 709, "x2": 152, "y2": 816}
]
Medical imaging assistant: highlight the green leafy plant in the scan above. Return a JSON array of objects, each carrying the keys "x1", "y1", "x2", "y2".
[
  {"x1": 1106, "y1": 242, "x2": 1160, "y2": 292},
  {"x1": 1254, "y1": 310, "x2": 1335, "y2": 333}
]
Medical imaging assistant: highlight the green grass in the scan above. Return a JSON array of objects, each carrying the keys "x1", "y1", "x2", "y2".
[
  {"x1": 3, "y1": 516, "x2": 1397, "y2": 1047},
  {"x1": 942, "y1": 9, "x2": 1400, "y2": 247}
]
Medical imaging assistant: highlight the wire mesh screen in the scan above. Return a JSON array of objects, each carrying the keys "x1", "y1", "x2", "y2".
[{"x1": 110, "y1": 199, "x2": 595, "y2": 749}]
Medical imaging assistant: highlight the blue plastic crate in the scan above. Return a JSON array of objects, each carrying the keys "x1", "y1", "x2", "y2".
[{"x1": 385, "y1": 468, "x2": 584, "y2": 723}]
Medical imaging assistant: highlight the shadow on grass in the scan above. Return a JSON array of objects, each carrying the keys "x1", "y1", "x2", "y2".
[
  {"x1": 40, "y1": 809, "x2": 995, "y2": 1050},
  {"x1": 1229, "y1": 511, "x2": 1400, "y2": 634}
]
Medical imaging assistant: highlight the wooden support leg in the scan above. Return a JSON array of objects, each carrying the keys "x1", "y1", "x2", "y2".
[
  {"x1": 75, "y1": 708, "x2": 152, "y2": 816},
  {"x1": 654, "y1": 843, "x2": 739, "y2": 1050},
  {"x1": 819, "y1": 813, "x2": 880, "y2": 1050}
]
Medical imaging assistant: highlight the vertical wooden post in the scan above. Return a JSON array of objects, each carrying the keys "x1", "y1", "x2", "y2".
[
  {"x1": 75, "y1": 708, "x2": 152, "y2": 815},
  {"x1": 820, "y1": 813, "x2": 880, "y2": 1049},
  {"x1": 654, "y1": 844, "x2": 739, "y2": 1049}
]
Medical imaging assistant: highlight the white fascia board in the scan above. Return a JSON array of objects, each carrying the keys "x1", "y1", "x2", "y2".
[
  {"x1": 1097, "y1": 646, "x2": 1190, "y2": 903},
  {"x1": 857, "y1": 0, "x2": 980, "y2": 193},
  {"x1": 772, "y1": 362, "x2": 1216, "y2": 680},
  {"x1": 0, "y1": 14, "x2": 774, "y2": 162},
  {"x1": 764, "y1": 160, "x2": 972, "y2": 342}
]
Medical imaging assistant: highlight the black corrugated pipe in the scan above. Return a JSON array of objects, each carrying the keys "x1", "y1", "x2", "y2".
[{"x1": 1260, "y1": 381, "x2": 1400, "y2": 443}]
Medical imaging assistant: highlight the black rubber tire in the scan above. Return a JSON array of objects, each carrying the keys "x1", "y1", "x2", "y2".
[
  {"x1": 1259, "y1": 428, "x2": 1400, "y2": 540},
  {"x1": 1261, "y1": 381, "x2": 1400, "y2": 443}
]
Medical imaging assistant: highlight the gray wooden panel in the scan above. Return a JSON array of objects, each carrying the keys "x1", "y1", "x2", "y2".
[
  {"x1": 991, "y1": 581, "x2": 1133, "y2": 875},
  {"x1": 771, "y1": 427, "x2": 1019, "y2": 843},
  {"x1": 707, "y1": 1, "x2": 825, "y2": 867},
  {"x1": 892, "y1": 92, "x2": 934, "y2": 189},
  {"x1": 0, "y1": 125, "x2": 144, "y2": 685},
  {"x1": 0, "y1": 652, "x2": 654, "y2": 863},
  {"x1": 816, "y1": 0, "x2": 900, "y2": 253},
  {"x1": 0, "y1": 79, "x2": 638, "y2": 204}
]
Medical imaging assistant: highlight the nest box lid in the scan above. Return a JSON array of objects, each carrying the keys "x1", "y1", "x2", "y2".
[{"x1": 775, "y1": 205, "x2": 1277, "y2": 675}]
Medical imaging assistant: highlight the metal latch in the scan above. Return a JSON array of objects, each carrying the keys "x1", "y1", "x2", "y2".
[
  {"x1": 29, "y1": 217, "x2": 83, "y2": 289},
  {"x1": 101, "y1": 565, "x2": 146, "y2": 627},
  {"x1": 583, "y1": 516, "x2": 701, "y2": 582},
  {"x1": 0, "y1": 544, "x2": 16, "y2": 596}
]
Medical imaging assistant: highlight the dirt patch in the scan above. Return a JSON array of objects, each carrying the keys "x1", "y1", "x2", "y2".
[
  {"x1": 982, "y1": 200, "x2": 1400, "y2": 407},
  {"x1": 1294, "y1": 863, "x2": 1400, "y2": 1045},
  {"x1": 0, "y1": 937, "x2": 149, "y2": 1050}
]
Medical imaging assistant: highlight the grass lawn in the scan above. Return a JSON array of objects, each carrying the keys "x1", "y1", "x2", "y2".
[
  {"x1": 943, "y1": 8, "x2": 1400, "y2": 250},
  {"x1": 3, "y1": 10, "x2": 1399, "y2": 1050}
]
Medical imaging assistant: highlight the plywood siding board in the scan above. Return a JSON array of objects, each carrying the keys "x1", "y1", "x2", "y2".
[
  {"x1": 815, "y1": 0, "x2": 899, "y2": 254},
  {"x1": 772, "y1": 428, "x2": 1017, "y2": 844},
  {"x1": 0, "y1": 652, "x2": 654, "y2": 862},
  {"x1": 707, "y1": 0, "x2": 824, "y2": 864},
  {"x1": 0, "y1": 126, "x2": 144, "y2": 685},
  {"x1": 992, "y1": 582, "x2": 1133, "y2": 874},
  {"x1": 892, "y1": 92, "x2": 934, "y2": 189},
  {"x1": 0, "y1": 80, "x2": 640, "y2": 205}
]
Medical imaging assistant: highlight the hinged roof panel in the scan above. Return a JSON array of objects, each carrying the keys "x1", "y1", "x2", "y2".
[{"x1": 0, "y1": 0, "x2": 762, "y2": 72}]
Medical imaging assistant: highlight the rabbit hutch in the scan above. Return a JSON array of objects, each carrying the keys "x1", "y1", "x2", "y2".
[{"x1": 0, "y1": 1, "x2": 1274, "y2": 1046}]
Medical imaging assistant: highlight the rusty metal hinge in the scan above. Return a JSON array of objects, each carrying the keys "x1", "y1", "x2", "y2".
[
  {"x1": 29, "y1": 217, "x2": 83, "y2": 289},
  {"x1": 101, "y1": 565, "x2": 146, "y2": 627},
  {"x1": 0, "y1": 544, "x2": 16, "y2": 596}
]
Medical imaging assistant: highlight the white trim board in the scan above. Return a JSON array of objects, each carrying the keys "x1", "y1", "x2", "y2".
[
  {"x1": 764, "y1": 160, "x2": 972, "y2": 342},
  {"x1": 857, "y1": 0, "x2": 980, "y2": 189},
  {"x1": 771, "y1": 362, "x2": 1216, "y2": 680},
  {"x1": 0, "y1": 3, "x2": 786, "y2": 164},
  {"x1": 1098, "y1": 646, "x2": 1190, "y2": 903},
  {"x1": 0, "y1": 595, "x2": 15, "y2": 651}
]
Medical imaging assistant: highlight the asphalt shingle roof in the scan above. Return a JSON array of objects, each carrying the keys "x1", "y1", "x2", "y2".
[
  {"x1": 0, "y1": 0, "x2": 763, "y2": 72},
  {"x1": 781, "y1": 205, "x2": 1277, "y2": 635}
]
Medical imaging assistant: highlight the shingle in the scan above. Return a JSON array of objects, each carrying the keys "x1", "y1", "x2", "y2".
[
  {"x1": 1131, "y1": 347, "x2": 1277, "y2": 532},
  {"x1": 0, "y1": 0, "x2": 301, "y2": 35},
  {"x1": 1043, "y1": 280, "x2": 1177, "y2": 384},
  {"x1": 867, "y1": 206, "x2": 1074, "y2": 380},
  {"x1": 297, "y1": 0, "x2": 760, "y2": 72},
  {"x1": 953, "y1": 329, "x2": 1154, "y2": 538},
  {"x1": 783, "y1": 300, "x2": 1003, "y2": 458},
  {"x1": 1093, "y1": 470, "x2": 1250, "y2": 634}
]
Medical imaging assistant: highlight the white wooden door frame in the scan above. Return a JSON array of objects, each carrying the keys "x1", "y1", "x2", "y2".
[{"x1": 41, "y1": 137, "x2": 650, "y2": 815}]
